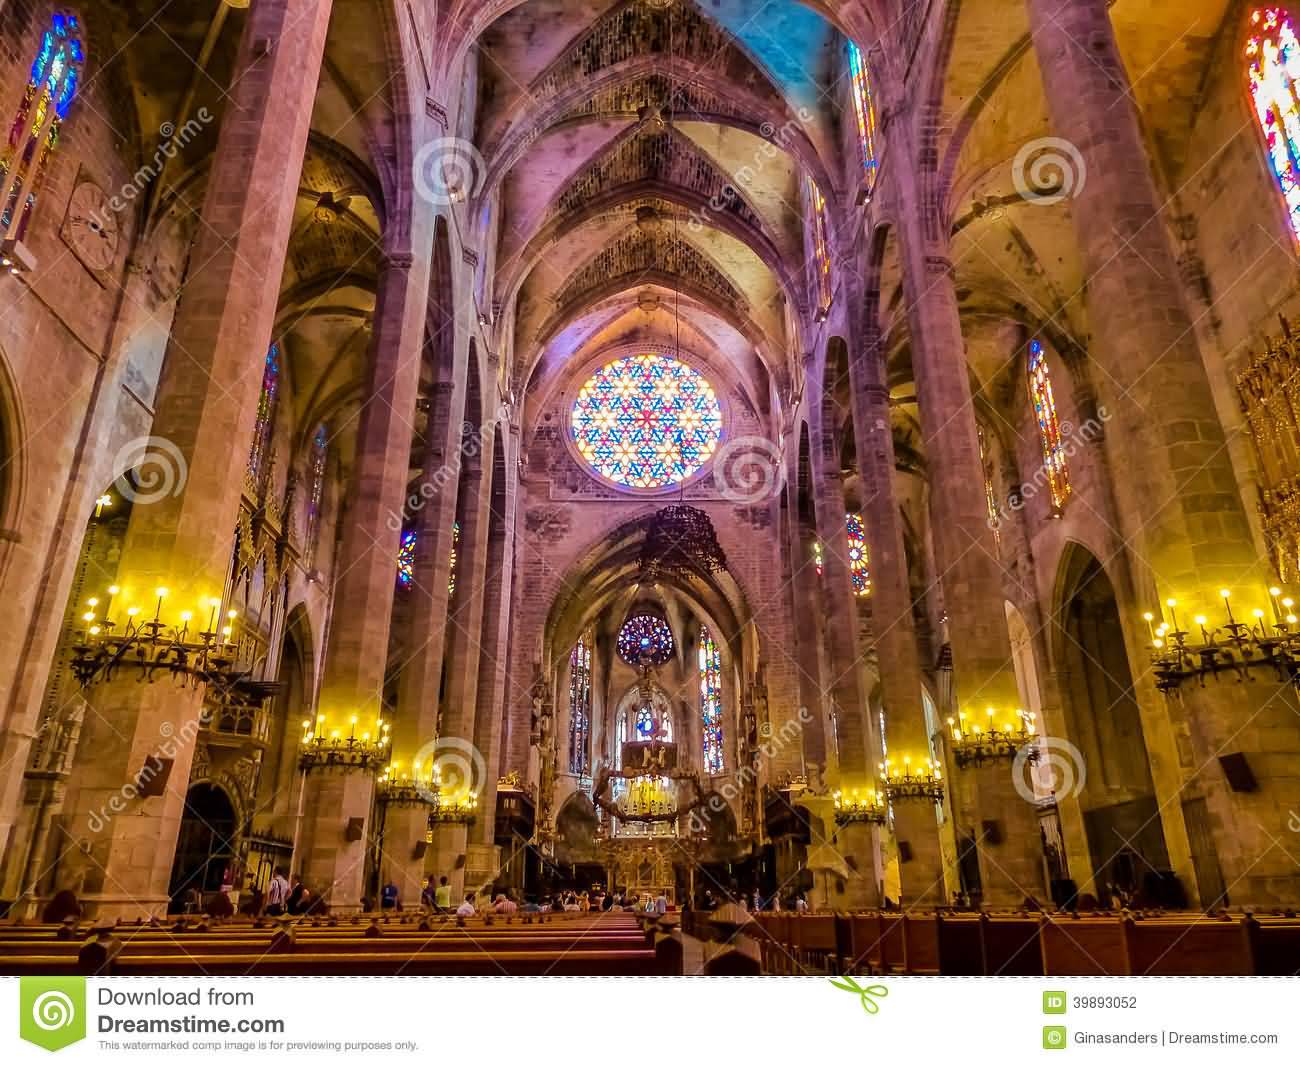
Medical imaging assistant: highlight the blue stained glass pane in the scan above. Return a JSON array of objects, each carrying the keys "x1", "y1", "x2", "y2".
[
  {"x1": 699, "y1": 626, "x2": 724, "y2": 775},
  {"x1": 396, "y1": 530, "x2": 417, "y2": 586},
  {"x1": 571, "y1": 352, "x2": 722, "y2": 489},
  {"x1": 617, "y1": 614, "x2": 674, "y2": 666}
]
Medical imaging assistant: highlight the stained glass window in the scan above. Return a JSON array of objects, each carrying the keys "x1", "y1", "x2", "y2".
[
  {"x1": 447, "y1": 521, "x2": 460, "y2": 598},
  {"x1": 617, "y1": 614, "x2": 674, "y2": 666},
  {"x1": 396, "y1": 529, "x2": 417, "y2": 587},
  {"x1": 305, "y1": 424, "x2": 327, "y2": 561},
  {"x1": 571, "y1": 352, "x2": 722, "y2": 489},
  {"x1": 1248, "y1": 8, "x2": 1300, "y2": 242},
  {"x1": 618, "y1": 703, "x2": 674, "y2": 751},
  {"x1": 397, "y1": 522, "x2": 460, "y2": 593},
  {"x1": 569, "y1": 631, "x2": 593, "y2": 776},
  {"x1": 0, "y1": 13, "x2": 83, "y2": 242},
  {"x1": 247, "y1": 344, "x2": 280, "y2": 481},
  {"x1": 978, "y1": 423, "x2": 1001, "y2": 549},
  {"x1": 812, "y1": 516, "x2": 869, "y2": 595},
  {"x1": 845, "y1": 512, "x2": 871, "y2": 597},
  {"x1": 699, "y1": 626, "x2": 724, "y2": 775},
  {"x1": 803, "y1": 175, "x2": 833, "y2": 319},
  {"x1": 1028, "y1": 339, "x2": 1071, "y2": 510},
  {"x1": 847, "y1": 41, "x2": 879, "y2": 195}
]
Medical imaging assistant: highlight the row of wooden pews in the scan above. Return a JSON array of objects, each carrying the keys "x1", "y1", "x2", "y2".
[
  {"x1": 0, "y1": 911, "x2": 666, "y2": 976},
  {"x1": 752, "y1": 911, "x2": 1300, "y2": 976}
]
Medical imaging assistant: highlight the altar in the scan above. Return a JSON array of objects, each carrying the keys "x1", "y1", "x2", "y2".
[{"x1": 598, "y1": 836, "x2": 682, "y2": 905}]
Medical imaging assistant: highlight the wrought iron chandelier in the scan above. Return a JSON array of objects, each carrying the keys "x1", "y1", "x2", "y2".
[{"x1": 637, "y1": 504, "x2": 727, "y2": 581}]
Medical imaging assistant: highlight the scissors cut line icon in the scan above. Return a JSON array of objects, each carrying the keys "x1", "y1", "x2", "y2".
[{"x1": 829, "y1": 976, "x2": 888, "y2": 1014}]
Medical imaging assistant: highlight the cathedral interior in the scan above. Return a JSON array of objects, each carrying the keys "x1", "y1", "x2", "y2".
[{"x1": 3, "y1": 0, "x2": 1300, "y2": 976}]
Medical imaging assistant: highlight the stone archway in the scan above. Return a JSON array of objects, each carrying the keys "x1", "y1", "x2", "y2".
[{"x1": 166, "y1": 783, "x2": 239, "y2": 913}]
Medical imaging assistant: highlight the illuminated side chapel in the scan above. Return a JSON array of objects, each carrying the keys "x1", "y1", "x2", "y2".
[{"x1": 0, "y1": 0, "x2": 1295, "y2": 977}]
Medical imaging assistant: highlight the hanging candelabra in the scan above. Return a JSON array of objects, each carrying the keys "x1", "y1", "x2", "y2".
[
  {"x1": 833, "y1": 787, "x2": 887, "y2": 826},
  {"x1": 299, "y1": 713, "x2": 390, "y2": 770},
  {"x1": 69, "y1": 586, "x2": 251, "y2": 691},
  {"x1": 1146, "y1": 589, "x2": 1300, "y2": 692},
  {"x1": 946, "y1": 708, "x2": 1037, "y2": 769},
  {"x1": 375, "y1": 758, "x2": 479, "y2": 821},
  {"x1": 878, "y1": 756, "x2": 944, "y2": 801}
]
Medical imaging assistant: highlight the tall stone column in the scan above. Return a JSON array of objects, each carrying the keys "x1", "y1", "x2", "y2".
[
  {"x1": 1026, "y1": 0, "x2": 1295, "y2": 906},
  {"x1": 886, "y1": 101, "x2": 1044, "y2": 903},
  {"x1": 299, "y1": 248, "x2": 430, "y2": 910},
  {"x1": 811, "y1": 460, "x2": 881, "y2": 908},
  {"x1": 380, "y1": 379, "x2": 466, "y2": 900},
  {"x1": 470, "y1": 427, "x2": 518, "y2": 874},
  {"x1": 845, "y1": 307, "x2": 946, "y2": 907},
  {"x1": 437, "y1": 416, "x2": 494, "y2": 891},
  {"x1": 786, "y1": 488, "x2": 828, "y2": 774},
  {"x1": 47, "y1": 0, "x2": 333, "y2": 919}
]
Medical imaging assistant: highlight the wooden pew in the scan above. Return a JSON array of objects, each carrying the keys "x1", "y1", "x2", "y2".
[
  {"x1": 1039, "y1": 915, "x2": 1129, "y2": 976},
  {"x1": 900, "y1": 914, "x2": 940, "y2": 974},
  {"x1": 0, "y1": 912, "x2": 660, "y2": 977},
  {"x1": 1124, "y1": 916, "x2": 1252, "y2": 975},
  {"x1": 792, "y1": 915, "x2": 840, "y2": 973},
  {"x1": 844, "y1": 913, "x2": 882, "y2": 974},
  {"x1": 1247, "y1": 916, "x2": 1300, "y2": 975},
  {"x1": 981, "y1": 915, "x2": 1044, "y2": 976},
  {"x1": 753, "y1": 914, "x2": 793, "y2": 975},
  {"x1": 935, "y1": 913, "x2": 983, "y2": 975}
]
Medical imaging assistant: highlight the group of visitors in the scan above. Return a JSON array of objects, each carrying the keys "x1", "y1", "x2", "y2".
[
  {"x1": 262, "y1": 866, "x2": 320, "y2": 916},
  {"x1": 689, "y1": 887, "x2": 807, "y2": 913}
]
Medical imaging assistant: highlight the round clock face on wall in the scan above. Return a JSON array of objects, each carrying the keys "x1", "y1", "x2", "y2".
[{"x1": 63, "y1": 181, "x2": 120, "y2": 273}]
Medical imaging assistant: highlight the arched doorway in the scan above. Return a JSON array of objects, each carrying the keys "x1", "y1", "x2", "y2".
[
  {"x1": 167, "y1": 783, "x2": 238, "y2": 912},
  {"x1": 1057, "y1": 548, "x2": 1172, "y2": 903}
]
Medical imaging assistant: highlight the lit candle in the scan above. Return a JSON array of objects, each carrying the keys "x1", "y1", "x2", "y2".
[
  {"x1": 1143, "y1": 611, "x2": 1156, "y2": 642},
  {"x1": 1166, "y1": 598, "x2": 1180, "y2": 633},
  {"x1": 154, "y1": 587, "x2": 168, "y2": 622},
  {"x1": 1219, "y1": 589, "x2": 1234, "y2": 626},
  {"x1": 1270, "y1": 587, "x2": 1283, "y2": 623}
]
